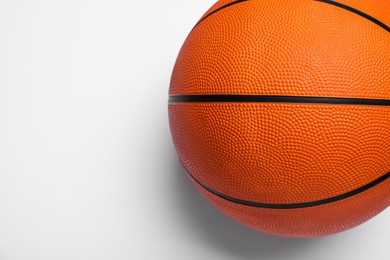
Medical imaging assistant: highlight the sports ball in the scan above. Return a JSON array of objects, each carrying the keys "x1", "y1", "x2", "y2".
[{"x1": 168, "y1": 0, "x2": 390, "y2": 237}]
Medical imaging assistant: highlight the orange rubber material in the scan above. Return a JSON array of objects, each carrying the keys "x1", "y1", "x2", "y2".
[
  {"x1": 198, "y1": 0, "x2": 237, "y2": 21},
  {"x1": 169, "y1": 0, "x2": 390, "y2": 237},
  {"x1": 333, "y1": 0, "x2": 390, "y2": 26},
  {"x1": 192, "y1": 175, "x2": 390, "y2": 237},
  {"x1": 169, "y1": 103, "x2": 390, "y2": 204},
  {"x1": 170, "y1": 0, "x2": 390, "y2": 98}
]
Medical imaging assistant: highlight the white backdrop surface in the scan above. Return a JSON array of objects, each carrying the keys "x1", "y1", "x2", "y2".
[{"x1": 0, "y1": 0, "x2": 389, "y2": 259}]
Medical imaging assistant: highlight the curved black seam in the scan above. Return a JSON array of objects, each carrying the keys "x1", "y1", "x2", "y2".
[
  {"x1": 169, "y1": 95, "x2": 390, "y2": 106},
  {"x1": 182, "y1": 163, "x2": 390, "y2": 209},
  {"x1": 315, "y1": 0, "x2": 390, "y2": 34},
  {"x1": 193, "y1": 0, "x2": 249, "y2": 30}
]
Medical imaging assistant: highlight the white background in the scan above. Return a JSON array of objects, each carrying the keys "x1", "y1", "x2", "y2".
[{"x1": 0, "y1": 0, "x2": 389, "y2": 259}]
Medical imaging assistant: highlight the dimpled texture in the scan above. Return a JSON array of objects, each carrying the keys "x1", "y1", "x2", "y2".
[
  {"x1": 170, "y1": 103, "x2": 390, "y2": 204},
  {"x1": 170, "y1": 0, "x2": 390, "y2": 98},
  {"x1": 168, "y1": 0, "x2": 390, "y2": 237},
  {"x1": 198, "y1": 0, "x2": 236, "y2": 20},
  {"x1": 334, "y1": 0, "x2": 390, "y2": 27},
  {"x1": 193, "y1": 175, "x2": 390, "y2": 237}
]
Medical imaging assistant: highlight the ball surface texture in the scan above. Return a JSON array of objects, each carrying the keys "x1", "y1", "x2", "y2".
[{"x1": 168, "y1": 0, "x2": 390, "y2": 237}]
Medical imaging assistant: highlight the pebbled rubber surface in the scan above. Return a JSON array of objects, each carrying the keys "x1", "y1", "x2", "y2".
[
  {"x1": 192, "y1": 172, "x2": 390, "y2": 237},
  {"x1": 196, "y1": 0, "x2": 246, "y2": 25},
  {"x1": 184, "y1": 161, "x2": 390, "y2": 209},
  {"x1": 169, "y1": 102, "x2": 390, "y2": 204},
  {"x1": 321, "y1": 0, "x2": 390, "y2": 28},
  {"x1": 169, "y1": 0, "x2": 390, "y2": 237},
  {"x1": 170, "y1": 0, "x2": 390, "y2": 98},
  {"x1": 194, "y1": 0, "x2": 249, "y2": 29}
]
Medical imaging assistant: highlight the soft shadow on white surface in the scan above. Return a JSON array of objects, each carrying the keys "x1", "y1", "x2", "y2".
[{"x1": 170, "y1": 158, "x2": 322, "y2": 259}]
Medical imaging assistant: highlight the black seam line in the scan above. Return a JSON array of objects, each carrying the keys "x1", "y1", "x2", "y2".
[
  {"x1": 169, "y1": 95, "x2": 390, "y2": 106},
  {"x1": 182, "y1": 163, "x2": 390, "y2": 209},
  {"x1": 193, "y1": 0, "x2": 249, "y2": 30},
  {"x1": 315, "y1": 0, "x2": 390, "y2": 34}
]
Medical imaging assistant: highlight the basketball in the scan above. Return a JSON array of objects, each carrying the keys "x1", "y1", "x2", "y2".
[{"x1": 168, "y1": 0, "x2": 390, "y2": 237}]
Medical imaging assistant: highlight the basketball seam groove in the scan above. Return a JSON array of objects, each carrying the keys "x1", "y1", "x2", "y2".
[
  {"x1": 181, "y1": 161, "x2": 390, "y2": 209},
  {"x1": 192, "y1": 0, "x2": 249, "y2": 30},
  {"x1": 169, "y1": 95, "x2": 390, "y2": 106},
  {"x1": 315, "y1": 0, "x2": 390, "y2": 34}
]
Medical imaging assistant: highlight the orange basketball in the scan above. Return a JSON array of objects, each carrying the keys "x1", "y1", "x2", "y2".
[{"x1": 168, "y1": 0, "x2": 390, "y2": 237}]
